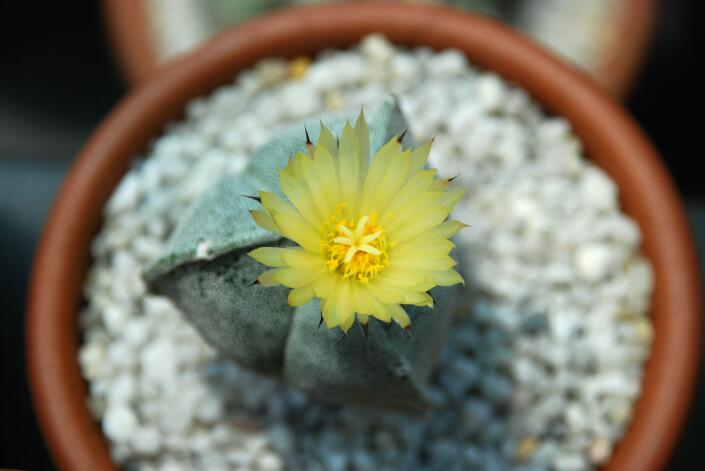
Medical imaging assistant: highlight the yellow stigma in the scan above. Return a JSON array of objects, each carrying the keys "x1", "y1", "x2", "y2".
[{"x1": 323, "y1": 213, "x2": 389, "y2": 284}]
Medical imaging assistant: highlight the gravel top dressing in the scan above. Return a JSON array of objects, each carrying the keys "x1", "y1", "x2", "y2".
[{"x1": 79, "y1": 36, "x2": 653, "y2": 471}]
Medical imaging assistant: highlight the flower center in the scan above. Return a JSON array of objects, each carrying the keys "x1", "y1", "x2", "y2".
[{"x1": 323, "y1": 213, "x2": 389, "y2": 283}]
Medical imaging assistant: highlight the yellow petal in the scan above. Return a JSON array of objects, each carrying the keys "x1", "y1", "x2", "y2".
[
  {"x1": 248, "y1": 247, "x2": 288, "y2": 267},
  {"x1": 368, "y1": 296, "x2": 393, "y2": 322},
  {"x1": 439, "y1": 188, "x2": 465, "y2": 209},
  {"x1": 298, "y1": 154, "x2": 331, "y2": 220},
  {"x1": 392, "y1": 238, "x2": 454, "y2": 260},
  {"x1": 357, "y1": 313, "x2": 370, "y2": 325},
  {"x1": 375, "y1": 268, "x2": 429, "y2": 288},
  {"x1": 281, "y1": 249, "x2": 326, "y2": 271},
  {"x1": 338, "y1": 121, "x2": 365, "y2": 213},
  {"x1": 363, "y1": 149, "x2": 412, "y2": 217},
  {"x1": 335, "y1": 280, "x2": 355, "y2": 326},
  {"x1": 365, "y1": 281, "x2": 405, "y2": 304},
  {"x1": 387, "y1": 207, "x2": 451, "y2": 244},
  {"x1": 312, "y1": 144, "x2": 342, "y2": 209},
  {"x1": 359, "y1": 138, "x2": 402, "y2": 214},
  {"x1": 351, "y1": 283, "x2": 375, "y2": 315},
  {"x1": 437, "y1": 219, "x2": 469, "y2": 238},
  {"x1": 375, "y1": 279, "x2": 433, "y2": 307},
  {"x1": 433, "y1": 269, "x2": 465, "y2": 286},
  {"x1": 321, "y1": 298, "x2": 339, "y2": 328},
  {"x1": 280, "y1": 165, "x2": 323, "y2": 229},
  {"x1": 339, "y1": 313, "x2": 355, "y2": 333},
  {"x1": 408, "y1": 139, "x2": 432, "y2": 176},
  {"x1": 257, "y1": 268, "x2": 281, "y2": 287},
  {"x1": 317, "y1": 123, "x2": 338, "y2": 155},
  {"x1": 250, "y1": 210, "x2": 283, "y2": 235},
  {"x1": 270, "y1": 267, "x2": 324, "y2": 288},
  {"x1": 288, "y1": 285, "x2": 315, "y2": 306},
  {"x1": 390, "y1": 304, "x2": 411, "y2": 328},
  {"x1": 393, "y1": 255, "x2": 456, "y2": 272},
  {"x1": 313, "y1": 273, "x2": 337, "y2": 298},
  {"x1": 259, "y1": 190, "x2": 324, "y2": 248}
]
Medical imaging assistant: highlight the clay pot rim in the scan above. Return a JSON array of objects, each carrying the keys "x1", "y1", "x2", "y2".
[
  {"x1": 101, "y1": 0, "x2": 657, "y2": 97},
  {"x1": 28, "y1": 3, "x2": 701, "y2": 471}
]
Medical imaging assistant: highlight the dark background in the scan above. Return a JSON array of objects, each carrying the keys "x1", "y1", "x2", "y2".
[{"x1": 1, "y1": 1, "x2": 703, "y2": 469}]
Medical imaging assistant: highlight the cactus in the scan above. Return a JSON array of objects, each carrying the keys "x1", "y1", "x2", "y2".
[{"x1": 144, "y1": 97, "x2": 465, "y2": 413}]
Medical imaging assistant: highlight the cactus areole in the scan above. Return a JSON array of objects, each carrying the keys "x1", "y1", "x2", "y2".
[{"x1": 144, "y1": 97, "x2": 466, "y2": 412}]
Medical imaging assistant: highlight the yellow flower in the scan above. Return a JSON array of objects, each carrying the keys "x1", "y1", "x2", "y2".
[{"x1": 248, "y1": 112, "x2": 466, "y2": 332}]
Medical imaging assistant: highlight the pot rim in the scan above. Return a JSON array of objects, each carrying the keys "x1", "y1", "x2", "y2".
[
  {"x1": 101, "y1": 0, "x2": 657, "y2": 97},
  {"x1": 28, "y1": 3, "x2": 701, "y2": 471}
]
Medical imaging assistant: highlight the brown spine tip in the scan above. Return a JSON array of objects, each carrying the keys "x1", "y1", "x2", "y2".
[
  {"x1": 403, "y1": 325, "x2": 415, "y2": 342},
  {"x1": 397, "y1": 129, "x2": 408, "y2": 144},
  {"x1": 448, "y1": 174, "x2": 460, "y2": 183},
  {"x1": 247, "y1": 279, "x2": 260, "y2": 287},
  {"x1": 242, "y1": 194, "x2": 262, "y2": 203},
  {"x1": 304, "y1": 125, "x2": 313, "y2": 147},
  {"x1": 318, "y1": 314, "x2": 324, "y2": 329}
]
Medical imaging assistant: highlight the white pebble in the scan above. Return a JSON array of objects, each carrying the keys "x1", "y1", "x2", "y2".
[
  {"x1": 103, "y1": 404, "x2": 138, "y2": 443},
  {"x1": 360, "y1": 34, "x2": 394, "y2": 62},
  {"x1": 574, "y1": 243, "x2": 615, "y2": 282},
  {"x1": 588, "y1": 436, "x2": 612, "y2": 466},
  {"x1": 131, "y1": 426, "x2": 161, "y2": 455},
  {"x1": 428, "y1": 49, "x2": 467, "y2": 77},
  {"x1": 256, "y1": 451, "x2": 284, "y2": 471}
]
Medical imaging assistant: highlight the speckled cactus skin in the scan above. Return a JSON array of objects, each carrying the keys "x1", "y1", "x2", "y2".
[{"x1": 144, "y1": 98, "x2": 456, "y2": 413}]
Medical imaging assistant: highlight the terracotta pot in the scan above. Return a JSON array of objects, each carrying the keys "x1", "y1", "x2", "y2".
[
  {"x1": 101, "y1": 0, "x2": 656, "y2": 98},
  {"x1": 28, "y1": 3, "x2": 700, "y2": 470}
]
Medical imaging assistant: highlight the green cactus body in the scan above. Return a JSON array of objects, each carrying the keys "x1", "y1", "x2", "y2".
[{"x1": 144, "y1": 97, "x2": 463, "y2": 412}]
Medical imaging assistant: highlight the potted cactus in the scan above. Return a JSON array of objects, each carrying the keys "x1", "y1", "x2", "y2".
[
  {"x1": 144, "y1": 100, "x2": 464, "y2": 412},
  {"x1": 27, "y1": 4, "x2": 700, "y2": 471}
]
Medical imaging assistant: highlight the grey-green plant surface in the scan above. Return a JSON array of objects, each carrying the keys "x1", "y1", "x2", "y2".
[{"x1": 144, "y1": 98, "x2": 455, "y2": 413}]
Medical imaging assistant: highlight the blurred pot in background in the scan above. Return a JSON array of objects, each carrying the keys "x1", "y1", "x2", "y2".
[{"x1": 103, "y1": 0, "x2": 655, "y2": 97}]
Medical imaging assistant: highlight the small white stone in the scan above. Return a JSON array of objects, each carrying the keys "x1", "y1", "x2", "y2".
[
  {"x1": 280, "y1": 82, "x2": 321, "y2": 118},
  {"x1": 105, "y1": 341, "x2": 135, "y2": 369},
  {"x1": 427, "y1": 49, "x2": 467, "y2": 77},
  {"x1": 588, "y1": 436, "x2": 613, "y2": 465},
  {"x1": 476, "y1": 74, "x2": 505, "y2": 111},
  {"x1": 106, "y1": 174, "x2": 141, "y2": 214},
  {"x1": 131, "y1": 426, "x2": 161, "y2": 455},
  {"x1": 195, "y1": 240, "x2": 214, "y2": 260},
  {"x1": 78, "y1": 342, "x2": 105, "y2": 380},
  {"x1": 360, "y1": 34, "x2": 394, "y2": 62},
  {"x1": 582, "y1": 167, "x2": 618, "y2": 210},
  {"x1": 389, "y1": 54, "x2": 419, "y2": 81},
  {"x1": 552, "y1": 453, "x2": 587, "y2": 471},
  {"x1": 102, "y1": 304, "x2": 130, "y2": 333},
  {"x1": 122, "y1": 317, "x2": 151, "y2": 348},
  {"x1": 107, "y1": 374, "x2": 136, "y2": 404},
  {"x1": 102, "y1": 404, "x2": 138, "y2": 443},
  {"x1": 574, "y1": 243, "x2": 615, "y2": 282}
]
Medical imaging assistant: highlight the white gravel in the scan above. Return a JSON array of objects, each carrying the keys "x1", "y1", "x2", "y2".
[{"x1": 79, "y1": 36, "x2": 653, "y2": 470}]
